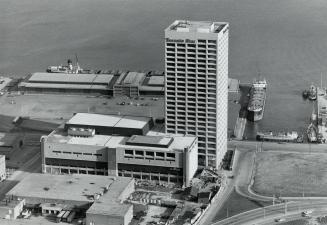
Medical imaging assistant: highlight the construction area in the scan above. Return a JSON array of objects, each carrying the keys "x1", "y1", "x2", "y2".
[
  {"x1": 128, "y1": 168, "x2": 224, "y2": 225},
  {"x1": 252, "y1": 152, "x2": 327, "y2": 197}
]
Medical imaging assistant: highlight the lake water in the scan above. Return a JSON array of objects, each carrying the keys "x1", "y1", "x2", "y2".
[{"x1": 0, "y1": 0, "x2": 326, "y2": 134}]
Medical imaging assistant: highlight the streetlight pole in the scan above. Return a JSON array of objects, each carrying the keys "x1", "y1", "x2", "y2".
[{"x1": 273, "y1": 194, "x2": 275, "y2": 205}]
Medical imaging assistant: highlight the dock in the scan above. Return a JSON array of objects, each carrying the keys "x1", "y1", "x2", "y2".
[
  {"x1": 317, "y1": 87, "x2": 327, "y2": 143},
  {"x1": 233, "y1": 84, "x2": 251, "y2": 140},
  {"x1": 234, "y1": 117, "x2": 247, "y2": 140},
  {"x1": 228, "y1": 78, "x2": 240, "y2": 93}
]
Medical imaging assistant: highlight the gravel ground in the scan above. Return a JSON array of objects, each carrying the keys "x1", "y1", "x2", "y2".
[{"x1": 0, "y1": 93, "x2": 164, "y2": 121}]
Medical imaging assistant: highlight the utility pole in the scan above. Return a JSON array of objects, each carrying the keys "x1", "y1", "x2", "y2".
[
  {"x1": 320, "y1": 72, "x2": 322, "y2": 90},
  {"x1": 273, "y1": 194, "x2": 275, "y2": 205}
]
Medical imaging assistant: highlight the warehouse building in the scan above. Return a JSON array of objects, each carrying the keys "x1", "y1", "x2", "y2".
[
  {"x1": 113, "y1": 71, "x2": 146, "y2": 97},
  {"x1": 7, "y1": 173, "x2": 134, "y2": 225},
  {"x1": 18, "y1": 70, "x2": 166, "y2": 96},
  {"x1": 19, "y1": 72, "x2": 116, "y2": 95},
  {"x1": 41, "y1": 113, "x2": 198, "y2": 187},
  {"x1": 18, "y1": 70, "x2": 236, "y2": 97}
]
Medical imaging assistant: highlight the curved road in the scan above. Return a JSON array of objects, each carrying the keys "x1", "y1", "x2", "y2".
[{"x1": 198, "y1": 140, "x2": 327, "y2": 225}]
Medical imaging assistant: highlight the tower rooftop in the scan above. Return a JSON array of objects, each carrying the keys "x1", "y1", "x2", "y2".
[{"x1": 167, "y1": 20, "x2": 227, "y2": 34}]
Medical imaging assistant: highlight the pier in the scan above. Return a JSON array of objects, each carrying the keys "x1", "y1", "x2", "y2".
[
  {"x1": 317, "y1": 87, "x2": 327, "y2": 143},
  {"x1": 233, "y1": 84, "x2": 251, "y2": 140}
]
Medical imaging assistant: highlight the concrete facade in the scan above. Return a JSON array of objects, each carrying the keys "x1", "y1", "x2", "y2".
[
  {"x1": 0, "y1": 155, "x2": 6, "y2": 181},
  {"x1": 41, "y1": 113, "x2": 198, "y2": 186},
  {"x1": 42, "y1": 132, "x2": 198, "y2": 187},
  {"x1": 0, "y1": 198, "x2": 25, "y2": 219},
  {"x1": 164, "y1": 20, "x2": 229, "y2": 168}
]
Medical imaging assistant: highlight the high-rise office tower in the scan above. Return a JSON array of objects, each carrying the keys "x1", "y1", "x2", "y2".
[{"x1": 164, "y1": 20, "x2": 229, "y2": 168}]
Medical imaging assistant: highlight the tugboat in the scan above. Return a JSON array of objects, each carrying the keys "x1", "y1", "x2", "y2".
[
  {"x1": 302, "y1": 90, "x2": 309, "y2": 99},
  {"x1": 308, "y1": 84, "x2": 317, "y2": 101},
  {"x1": 247, "y1": 79, "x2": 267, "y2": 122}
]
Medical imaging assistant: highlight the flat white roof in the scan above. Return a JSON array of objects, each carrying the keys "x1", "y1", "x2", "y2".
[
  {"x1": 7, "y1": 174, "x2": 133, "y2": 217},
  {"x1": 66, "y1": 113, "x2": 151, "y2": 129},
  {"x1": 29, "y1": 72, "x2": 113, "y2": 84},
  {"x1": 47, "y1": 131, "x2": 196, "y2": 152},
  {"x1": 7, "y1": 174, "x2": 130, "y2": 203},
  {"x1": 123, "y1": 72, "x2": 145, "y2": 85},
  {"x1": 166, "y1": 20, "x2": 228, "y2": 34},
  {"x1": 20, "y1": 82, "x2": 109, "y2": 90},
  {"x1": 147, "y1": 76, "x2": 164, "y2": 86},
  {"x1": 67, "y1": 113, "x2": 121, "y2": 127},
  {"x1": 126, "y1": 135, "x2": 173, "y2": 147}
]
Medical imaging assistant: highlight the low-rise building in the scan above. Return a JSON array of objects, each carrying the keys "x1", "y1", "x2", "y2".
[
  {"x1": 19, "y1": 72, "x2": 115, "y2": 95},
  {"x1": 6, "y1": 173, "x2": 134, "y2": 225},
  {"x1": 19, "y1": 70, "x2": 237, "y2": 97},
  {"x1": 41, "y1": 113, "x2": 198, "y2": 187},
  {"x1": 0, "y1": 197, "x2": 25, "y2": 219}
]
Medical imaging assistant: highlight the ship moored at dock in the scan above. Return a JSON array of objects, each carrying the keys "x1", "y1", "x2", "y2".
[
  {"x1": 256, "y1": 131, "x2": 303, "y2": 143},
  {"x1": 247, "y1": 79, "x2": 267, "y2": 122}
]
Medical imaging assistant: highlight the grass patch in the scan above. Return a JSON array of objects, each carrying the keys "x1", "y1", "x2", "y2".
[{"x1": 253, "y1": 152, "x2": 327, "y2": 197}]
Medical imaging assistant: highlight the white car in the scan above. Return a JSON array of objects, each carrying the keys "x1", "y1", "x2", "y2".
[
  {"x1": 275, "y1": 218, "x2": 286, "y2": 222},
  {"x1": 302, "y1": 210, "x2": 313, "y2": 217}
]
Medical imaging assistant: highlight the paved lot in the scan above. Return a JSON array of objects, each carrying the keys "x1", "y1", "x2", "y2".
[{"x1": 0, "y1": 93, "x2": 164, "y2": 121}]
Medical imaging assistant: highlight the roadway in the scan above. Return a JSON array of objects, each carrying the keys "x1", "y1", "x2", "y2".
[
  {"x1": 196, "y1": 150, "x2": 243, "y2": 225},
  {"x1": 228, "y1": 140, "x2": 327, "y2": 154},
  {"x1": 198, "y1": 139, "x2": 327, "y2": 225}
]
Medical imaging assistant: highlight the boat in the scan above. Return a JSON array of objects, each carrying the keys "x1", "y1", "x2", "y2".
[
  {"x1": 256, "y1": 131, "x2": 302, "y2": 143},
  {"x1": 307, "y1": 123, "x2": 318, "y2": 143},
  {"x1": 302, "y1": 90, "x2": 308, "y2": 99},
  {"x1": 308, "y1": 84, "x2": 317, "y2": 101},
  {"x1": 247, "y1": 79, "x2": 267, "y2": 122},
  {"x1": 46, "y1": 55, "x2": 83, "y2": 74}
]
